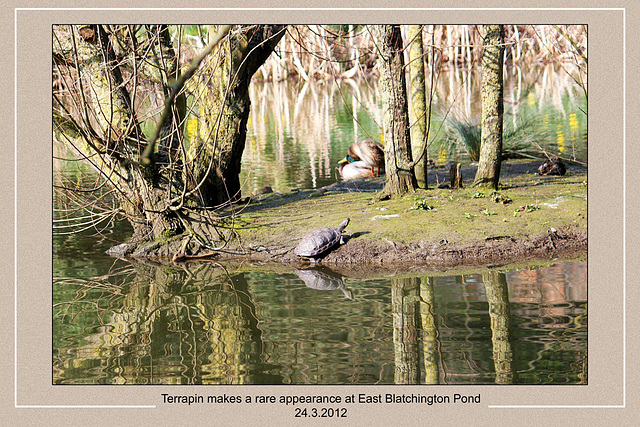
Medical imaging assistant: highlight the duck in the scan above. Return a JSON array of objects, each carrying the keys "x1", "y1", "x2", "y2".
[
  {"x1": 338, "y1": 140, "x2": 385, "y2": 180},
  {"x1": 338, "y1": 160, "x2": 378, "y2": 180}
]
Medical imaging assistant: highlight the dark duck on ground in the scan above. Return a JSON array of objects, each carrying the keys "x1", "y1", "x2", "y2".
[
  {"x1": 538, "y1": 156, "x2": 566, "y2": 176},
  {"x1": 338, "y1": 140, "x2": 385, "y2": 180}
]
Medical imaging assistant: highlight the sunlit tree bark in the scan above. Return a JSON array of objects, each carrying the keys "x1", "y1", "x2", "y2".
[
  {"x1": 473, "y1": 25, "x2": 505, "y2": 189},
  {"x1": 407, "y1": 25, "x2": 428, "y2": 189},
  {"x1": 373, "y1": 25, "x2": 418, "y2": 197},
  {"x1": 186, "y1": 25, "x2": 285, "y2": 206}
]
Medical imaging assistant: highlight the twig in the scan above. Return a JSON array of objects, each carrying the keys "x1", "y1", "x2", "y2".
[{"x1": 140, "y1": 25, "x2": 232, "y2": 165}]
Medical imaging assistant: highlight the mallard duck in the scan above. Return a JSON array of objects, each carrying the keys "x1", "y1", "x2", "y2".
[
  {"x1": 338, "y1": 140, "x2": 385, "y2": 180},
  {"x1": 338, "y1": 160, "x2": 377, "y2": 180}
]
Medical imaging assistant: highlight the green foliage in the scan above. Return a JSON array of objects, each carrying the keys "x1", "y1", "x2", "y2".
[
  {"x1": 446, "y1": 107, "x2": 558, "y2": 162},
  {"x1": 513, "y1": 204, "x2": 540, "y2": 216},
  {"x1": 326, "y1": 25, "x2": 365, "y2": 35},
  {"x1": 184, "y1": 25, "x2": 206, "y2": 37},
  {"x1": 410, "y1": 199, "x2": 437, "y2": 211},
  {"x1": 162, "y1": 229, "x2": 177, "y2": 239},
  {"x1": 449, "y1": 118, "x2": 482, "y2": 161},
  {"x1": 491, "y1": 193, "x2": 512, "y2": 204}
]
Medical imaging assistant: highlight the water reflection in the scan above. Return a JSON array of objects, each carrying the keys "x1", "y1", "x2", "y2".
[
  {"x1": 54, "y1": 57, "x2": 587, "y2": 386},
  {"x1": 241, "y1": 63, "x2": 587, "y2": 193},
  {"x1": 53, "y1": 259, "x2": 587, "y2": 385},
  {"x1": 483, "y1": 271, "x2": 515, "y2": 384},
  {"x1": 294, "y1": 267, "x2": 353, "y2": 299}
]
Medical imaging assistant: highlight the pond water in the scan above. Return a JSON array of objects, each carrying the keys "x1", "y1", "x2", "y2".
[
  {"x1": 239, "y1": 64, "x2": 587, "y2": 193},
  {"x1": 53, "y1": 221, "x2": 586, "y2": 385},
  {"x1": 53, "y1": 64, "x2": 587, "y2": 385}
]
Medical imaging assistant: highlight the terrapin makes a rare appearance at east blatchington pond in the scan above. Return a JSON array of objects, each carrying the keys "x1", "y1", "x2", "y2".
[{"x1": 294, "y1": 218, "x2": 350, "y2": 261}]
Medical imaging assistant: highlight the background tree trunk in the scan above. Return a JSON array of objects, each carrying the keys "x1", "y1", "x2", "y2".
[
  {"x1": 373, "y1": 25, "x2": 418, "y2": 197},
  {"x1": 407, "y1": 25, "x2": 428, "y2": 189},
  {"x1": 473, "y1": 25, "x2": 505, "y2": 189}
]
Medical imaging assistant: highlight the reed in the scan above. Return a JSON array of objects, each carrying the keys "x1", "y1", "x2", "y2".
[{"x1": 254, "y1": 25, "x2": 587, "y2": 82}]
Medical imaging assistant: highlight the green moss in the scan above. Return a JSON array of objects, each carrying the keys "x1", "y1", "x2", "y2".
[{"x1": 162, "y1": 229, "x2": 177, "y2": 239}]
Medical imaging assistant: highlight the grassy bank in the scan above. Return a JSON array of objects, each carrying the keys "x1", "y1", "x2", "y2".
[{"x1": 214, "y1": 160, "x2": 587, "y2": 269}]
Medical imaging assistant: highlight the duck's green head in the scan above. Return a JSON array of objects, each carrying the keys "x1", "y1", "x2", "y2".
[{"x1": 338, "y1": 155, "x2": 357, "y2": 165}]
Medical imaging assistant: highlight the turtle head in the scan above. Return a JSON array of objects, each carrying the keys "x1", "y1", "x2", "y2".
[{"x1": 338, "y1": 217, "x2": 350, "y2": 231}]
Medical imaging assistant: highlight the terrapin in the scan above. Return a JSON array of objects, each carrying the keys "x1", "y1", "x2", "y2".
[{"x1": 294, "y1": 218, "x2": 350, "y2": 261}]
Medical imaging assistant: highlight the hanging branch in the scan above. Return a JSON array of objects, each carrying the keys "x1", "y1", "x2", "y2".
[{"x1": 140, "y1": 25, "x2": 232, "y2": 165}]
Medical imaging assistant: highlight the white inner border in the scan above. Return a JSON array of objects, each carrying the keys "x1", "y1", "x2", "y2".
[{"x1": 16, "y1": 7, "x2": 625, "y2": 410}]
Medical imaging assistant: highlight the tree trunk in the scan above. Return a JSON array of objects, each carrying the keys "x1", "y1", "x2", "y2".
[
  {"x1": 187, "y1": 25, "x2": 285, "y2": 207},
  {"x1": 53, "y1": 25, "x2": 183, "y2": 241},
  {"x1": 473, "y1": 25, "x2": 505, "y2": 189},
  {"x1": 373, "y1": 25, "x2": 417, "y2": 197},
  {"x1": 449, "y1": 163, "x2": 464, "y2": 189},
  {"x1": 407, "y1": 25, "x2": 428, "y2": 189}
]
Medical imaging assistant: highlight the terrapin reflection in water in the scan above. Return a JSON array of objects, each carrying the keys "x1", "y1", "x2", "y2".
[
  {"x1": 338, "y1": 140, "x2": 385, "y2": 180},
  {"x1": 294, "y1": 267, "x2": 353, "y2": 299}
]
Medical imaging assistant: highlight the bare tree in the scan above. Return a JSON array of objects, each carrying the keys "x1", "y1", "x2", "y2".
[{"x1": 53, "y1": 25, "x2": 285, "y2": 257}]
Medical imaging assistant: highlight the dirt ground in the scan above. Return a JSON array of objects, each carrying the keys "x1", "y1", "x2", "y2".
[{"x1": 111, "y1": 159, "x2": 587, "y2": 272}]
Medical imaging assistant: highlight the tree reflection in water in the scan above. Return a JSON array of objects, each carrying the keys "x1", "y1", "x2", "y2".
[{"x1": 53, "y1": 260, "x2": 587, "y2": 385}]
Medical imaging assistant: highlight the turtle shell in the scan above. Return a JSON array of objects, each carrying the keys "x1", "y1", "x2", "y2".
[
  {"x1": 294, "y1": 228, "x2": 341, "y2": 257},
  {"x1": 294, "y1": 218, "x2": 350, "y2": 258}
]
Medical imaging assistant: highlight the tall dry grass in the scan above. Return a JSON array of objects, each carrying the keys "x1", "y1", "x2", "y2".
[{"x1": 255, "y1": 25, "x2": 587, "y2": 82}]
